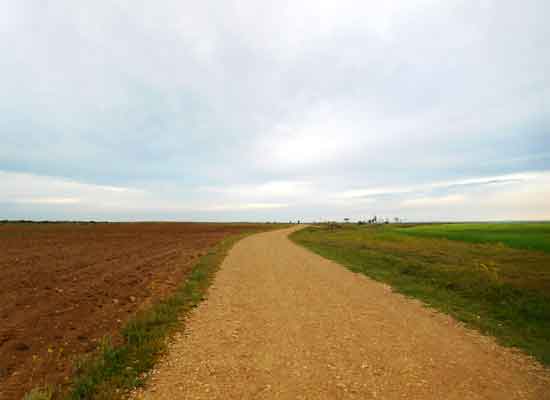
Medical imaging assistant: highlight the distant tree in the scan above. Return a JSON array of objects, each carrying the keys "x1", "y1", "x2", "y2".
[{"x1": 344, "y1": 218, "x2": 350, "y2": 223}]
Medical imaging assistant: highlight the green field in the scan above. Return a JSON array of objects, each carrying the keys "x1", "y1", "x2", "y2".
[
  {"x1": 291, "y1": 223, "x2": 550, "y2": 365},
  {"x1": 397, "y1": 222, "x2": 550, "y2": 253}
]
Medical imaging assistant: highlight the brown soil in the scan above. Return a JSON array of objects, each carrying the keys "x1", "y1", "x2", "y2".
[
  {"x1": 135, "y1": 227, "x2": 550, "y2": 400},
  {"x1": 0, "y1": 222, "x2": 263, "y2": 400}
]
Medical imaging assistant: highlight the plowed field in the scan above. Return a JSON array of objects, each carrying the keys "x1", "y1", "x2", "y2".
[{"x1": 0, "y1": 222, "x2": 267, "y2": 400}]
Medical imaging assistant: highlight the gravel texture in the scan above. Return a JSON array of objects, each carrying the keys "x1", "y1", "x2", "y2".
[{"x1": 133, "y1": 227, "x2": 550, "y2": 399}]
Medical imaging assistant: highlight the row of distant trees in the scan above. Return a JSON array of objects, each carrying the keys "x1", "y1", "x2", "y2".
[
  {"x1": 350, "y1": 216, "x2": 404, "y2": 224},
  {"x1": 302, "y1": 217, "x2": 404, "y2": 225}
]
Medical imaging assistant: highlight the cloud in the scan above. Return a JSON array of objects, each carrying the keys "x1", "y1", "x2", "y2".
[
  {"x1": 15, "y1": 197, "x2": 81, "y2": 205},
  {"x1": 201, "y1": 181, "x2": 313, "y2": 200},
  {"x1": 402, "y1": 195, "x2": 466, "y2": 208},
  {"x1": 201, "y1": 203, "x2": 289, "y2": 212},
  {"x1": 1, "y1": 169, "x2": 550, "y2": 222},
  {"x1": 315, "y1": 171, "x2": 550, "y2": 222},
  {"x1": 0, "y1": 170, "x2": 289, "y2": 219},
  {"x1": 0, "y1": 170, "x2": 146, "y2": 213},
  {"x1": 0, "y1": 1, "x2": 549, "y2": 221},
  {"x1": 335, "y1": 172, "x2": 540, "y2": 200}
]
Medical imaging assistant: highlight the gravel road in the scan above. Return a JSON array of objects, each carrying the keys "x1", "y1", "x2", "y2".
[{"x1": 134, "y1": 227, "x2": 550, "y2": 399}]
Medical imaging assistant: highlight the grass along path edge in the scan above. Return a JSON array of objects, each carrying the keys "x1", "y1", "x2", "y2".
[{"x1": 24, "y1": 230, "x2": 262, "y2": 400}]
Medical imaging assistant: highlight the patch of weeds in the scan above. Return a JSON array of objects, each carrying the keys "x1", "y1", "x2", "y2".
[{"x1": 23, "y1": 386, "x2": 54, "y2": 400}]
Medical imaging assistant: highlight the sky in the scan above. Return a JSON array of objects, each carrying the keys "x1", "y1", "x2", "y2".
[{"x1": 1, "y1": 0, "x2": 549, "y2": 222}]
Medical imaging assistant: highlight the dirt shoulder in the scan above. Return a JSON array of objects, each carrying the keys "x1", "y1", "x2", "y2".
[{"x1": 134, "y1": 227, "x2": 550, "y2": 399}]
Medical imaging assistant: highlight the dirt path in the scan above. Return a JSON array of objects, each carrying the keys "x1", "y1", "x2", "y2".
[{"x1": 134, "y1": 227, "x2": 550, "y2": 399}]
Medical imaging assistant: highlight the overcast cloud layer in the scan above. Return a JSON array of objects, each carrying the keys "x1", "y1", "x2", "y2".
[{"x1": 1, "y1": 0, "x2": 549, "y2": 221}]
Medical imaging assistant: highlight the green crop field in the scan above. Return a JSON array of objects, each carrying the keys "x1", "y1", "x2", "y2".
[
  {"x1": 396, "y1": 222, "x2": 550, "y2": 253},
  {"x1": 291, "y1": 223, "x2": 550, "y2": 365}
]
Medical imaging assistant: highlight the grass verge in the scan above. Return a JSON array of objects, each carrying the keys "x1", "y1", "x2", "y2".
[
  {"x1": 26, "y1": 228, "x2": 268, "y2": 400},
  {"x1": 291, "y1": 224, "x2": 550, "y2": 366}
]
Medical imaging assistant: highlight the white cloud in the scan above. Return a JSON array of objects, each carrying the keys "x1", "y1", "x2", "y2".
[
  {"x1": 201, "y1": 203, "x2": 289, "y2": 212},
  {"x1": 0, "y1": 171, "x2": 142, "y2": 200},
  {"x1": 402, "y1": 195, "x2": 466, "y2": 208},
  {"x1": 336, "y1": 172, "x2": 540, "y2": 200},
  {"x1": 201, "y1": 180, "x2": 314, "y2": 200},
  {"x1": 15, "y1": 197, "x2": 81, "y2": 205},
  {"x1": 1, "y1": 169, "x2": 549, "y2": 222},
  {"x1": 0, "y1": 171, "x2": 291, "y2": 219},
  {"x1": 0, "y1": 170, "x2": 145, "y2": 210}
]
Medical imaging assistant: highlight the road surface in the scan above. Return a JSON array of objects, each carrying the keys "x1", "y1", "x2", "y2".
[{"x1": 134, "y1": 227, "x2": 549, "y2": 399}]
